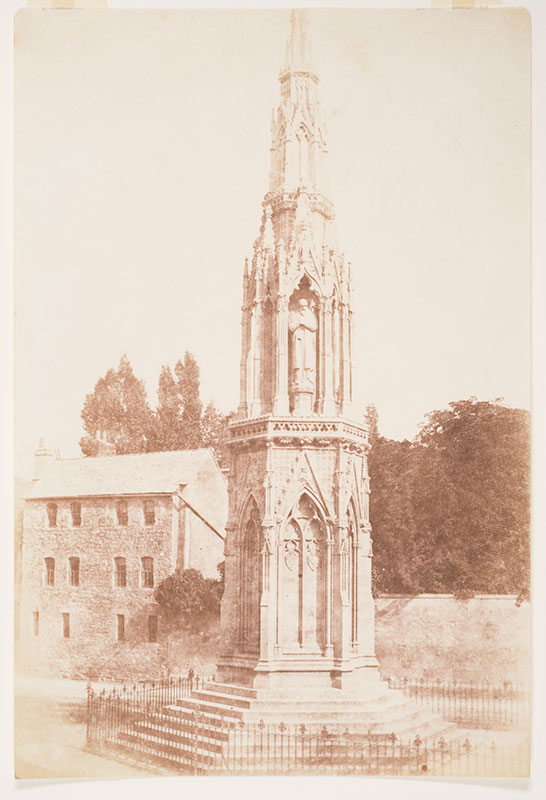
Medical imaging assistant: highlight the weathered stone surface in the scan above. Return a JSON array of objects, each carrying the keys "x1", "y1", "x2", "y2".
[{"x1": 19, "y1": 449, "x2": 227, "y2": 680}]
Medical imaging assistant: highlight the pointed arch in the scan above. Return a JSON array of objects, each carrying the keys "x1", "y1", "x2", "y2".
[
  {"x1": 287, "y1": 268, "x2": 324, "y2": 301},
  {"x1": 280, "y1": 490, "x2": 329, "y2": 651},
  {"x1": 236, "y1": 489, "x2": 262, "y2": 532},
  {"x1": 279, "y1": 478, "x2": 330, "y2": 535}
]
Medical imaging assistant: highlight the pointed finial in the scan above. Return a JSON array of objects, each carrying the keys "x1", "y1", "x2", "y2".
[{"x1": 285, "y1": 9, "x2": 313, "y2": 72}]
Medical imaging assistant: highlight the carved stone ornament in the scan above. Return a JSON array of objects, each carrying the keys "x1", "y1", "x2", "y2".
[
  {"x1": 306, "y1": 539, "x2": 320, "y2": 571},
  {"x1": 284, "y1": 538, "x2": 300, "y2": 571},
  {"x1": 261, "y1": 528, "x2": 275, "y2": 555}
]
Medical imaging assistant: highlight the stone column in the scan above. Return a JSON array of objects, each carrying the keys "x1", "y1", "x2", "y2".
[
  {"x1": 273, "y1": 295, "x2": 290, "y2": 415},
  {"x1": 249, "y1": 300, "x2": 263, "y2": 417},
  {"x1": 322, "y1": 297, "x2": 336, "y2": 414},
  {"x1": 259, "y1": 524, "x2": 276, "y2": 662},
  {"x1": 234, "y1": 537, "x2": 244, "y2": 649},
  {"x1": 341, "y1": 301, "x2": 351, "y2": 414},
  {"x1": 238, "y1": 303, "x2": 250, "y2": 417},
  {"x1": 219, "y1": 522, "x2": 238, "y2": 654},
  {"x1": 324, "y1": 534, "x2": 334, "y2": 657},
  {"x1": 332, "y1": 299, "x2": 340, "y2": 408},
  {"x1": 356, "y1": 524, "x2": 375, "y2": 655}
]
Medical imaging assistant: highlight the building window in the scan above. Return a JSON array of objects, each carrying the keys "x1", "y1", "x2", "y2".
[
  {"x1": 62, "y1": 612, "x2": 70, "y2": 639},
  {"x1": 33, "y1": 611, "x2": 39, "y2": 637},
  {"x1": 70, "y1": 501, "x2": 82, "y2": 527},
  {"x1": 69, "y1": 557, "x2": 80, "y2": 587},
  {"x1": 44, "y1": 557, "x2": 55, "y2": 586},
  {"x1": 141, "y1": 557, "x2": 154, "y2": 588},
  {"x1": 148, "y1": 615, "x2": 158, "y2": 643},
  {"x1": 46, "y1": 502, "x2": 58, "y2": 528},
  {"x1": 117, "y1": 614, "x2": 125, "y2": 642},
  {"x1": 114, "y1": 557, "x2": 127, "y2": 588},
  {"x1": 143, "y1": 500, "x2": 155, "y2": 526},
  {"x1": 116, "y1": 500, "x2": 128, "y2": 526}
]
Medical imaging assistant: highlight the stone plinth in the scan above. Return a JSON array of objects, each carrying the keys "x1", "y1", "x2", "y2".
[{"x1": 219, "y1": 414, "x2": 378, "y2": 695}]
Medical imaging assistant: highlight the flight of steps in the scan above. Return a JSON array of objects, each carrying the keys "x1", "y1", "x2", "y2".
[{"x1": 108, "y1": 681, "x2": 459, "y2": 774}]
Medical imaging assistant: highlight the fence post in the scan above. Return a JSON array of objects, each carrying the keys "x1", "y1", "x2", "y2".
[{"x1": 86, "y1": 683, "x2": 93, "y2": 747}]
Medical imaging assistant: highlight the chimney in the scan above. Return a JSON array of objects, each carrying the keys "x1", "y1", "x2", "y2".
[{"x1": 33, "y1": 438, "x2": 57, "y2": 481}]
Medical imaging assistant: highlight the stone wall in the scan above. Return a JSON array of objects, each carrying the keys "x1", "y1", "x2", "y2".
[
  {"x1": 19, "y1": 494, "x2": 175, "y2": 680},
  {"x1": 181, "y1": 457, "x2": 226, "y2": 578},
  {"x1": 161, "y1": 595, "x2": 532, "y2": 685},
  {"x1": 374, "y1": 594, "x2": 531, "y2": 685}
]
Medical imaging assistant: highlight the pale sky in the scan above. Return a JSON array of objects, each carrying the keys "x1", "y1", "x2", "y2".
[{"x1": 14, "y1": 7, "x2": 531, "y2": 477}]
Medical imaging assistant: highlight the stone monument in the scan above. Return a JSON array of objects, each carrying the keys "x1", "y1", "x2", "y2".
[
  {"x1": 216, "y1": 10, "x2": 381, "y2": 700},
  {"x1": 109, "y1": 16, "x2": 452, "y2": 758}
]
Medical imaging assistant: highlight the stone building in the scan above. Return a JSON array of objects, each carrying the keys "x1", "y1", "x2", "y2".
[{"x1": 18, "y1": 444, "x2": 227, "y2": 680}]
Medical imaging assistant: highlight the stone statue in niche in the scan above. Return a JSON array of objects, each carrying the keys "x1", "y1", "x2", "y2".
[{"x1": 289, "y1": 297, "x2": 317, "y2": 413}]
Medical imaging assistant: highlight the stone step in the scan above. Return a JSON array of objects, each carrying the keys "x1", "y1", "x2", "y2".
[
  {"x1": 116, "y1": 730, "x2": 218, "y2": 771},
  {"x1": 163, "y1": 704, "x2": 241, "y2": 729},
  {"x1": 174, "y1": 697, "x2": 245, "y2": 719},
  {"x1": 132, "y1": 713, "x2": 231, "y2": 743},
  {"x1": 205, "y1": 682, "x2": 258, "y2": 700},
  {"x1": 129, "y1": 722, "x2": 225, "y2": 755},
  {"x1": 104, "y1": 740, "x2": 189, "y2": 775},
  {"x1": 236, "y1": 697, "x2": 419, "y2": 724},
  {"x1": 191, "y1": 689, "x2": 253, "y2": 710}
]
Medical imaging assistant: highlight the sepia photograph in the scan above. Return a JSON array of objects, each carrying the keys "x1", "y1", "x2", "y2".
[{"x1": 11, "y1": 1, "x2": 536, "y2": 783}]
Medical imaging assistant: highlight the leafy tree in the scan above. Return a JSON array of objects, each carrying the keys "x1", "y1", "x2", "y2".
[
  {"x1": 155, "y1": 364, "x2": 183, "y2": 451},
  {"x1": 369, "y1": 398, "x2": 530, "y2": 599},
  {"x1": 202, "y1": 402, "x2": 232, "y2": 468},
  {"x1": 80, "y1": 351, "x2": 234, "y2": 460},
  {"x1": 79, "y1": 355, "x2": 154, "y2": 455},
  {"x1": 415, "y1": 399, "x2": 530, "y2": 598},
  {"x1": 154, "y1": 565, "x2": 224, "y2": 632}
]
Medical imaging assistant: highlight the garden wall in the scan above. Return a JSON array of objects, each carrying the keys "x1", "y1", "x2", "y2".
[
  {"x1": 375, "y1": 594, "x2": 530, "y2": 684},
  {"x1": 163, "y1": 595, "x2": 530, "y2": 686}
]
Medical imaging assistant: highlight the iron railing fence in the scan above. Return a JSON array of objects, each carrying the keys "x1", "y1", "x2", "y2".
[
  {"x1": 85, "y1": 676, "x2": 531, "y2": 776},
  {"x1": 86, "y1": 675, "x2": 203, "y2": 719},
  {"x1": 384, "y1": 677, "x2": 530, "y2": 730},
  {"x1": 86, "y1": 695, "x2": 529, "y2": 777}
]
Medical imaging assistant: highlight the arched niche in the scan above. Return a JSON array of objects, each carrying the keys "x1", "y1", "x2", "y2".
[
  {"x1": 288, "y1": 275, "x2": 319, "y2": 414},
  {"x1": 280, "y1": 492, "x2": 328, "y2": 652},
  {"x1": 240, "y1": 498, "x2": 262, "y2": 654}
]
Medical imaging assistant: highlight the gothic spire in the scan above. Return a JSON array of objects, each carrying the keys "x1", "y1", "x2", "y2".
[
  {"x1": 237, "y1": 11, "x2": 354, "y2": 421},
  {"x1": 283, "y1": 9, "x2": 314, "y2": 75}
]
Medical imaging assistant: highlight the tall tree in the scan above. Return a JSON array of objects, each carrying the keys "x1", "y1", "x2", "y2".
[
  {"x1": 79, "y1": 355, "x2": 154, "y2": 455},
  {"x1": 155, "y1": 364, "x2": 183, "y2": 451},
  {"x1": 202, "y1": 402, "x2": 231, "y2": 468},
  {"x1": 175, "y1": 352, "x2": 203, "y2": 449},
  {"x1": 369, "y1": 398, "x2": 530, "y2": 599}
]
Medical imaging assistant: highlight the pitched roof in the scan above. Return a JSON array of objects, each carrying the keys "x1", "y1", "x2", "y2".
[{"x1": 25, "y1": 449, "x2": 216, "y2": 499}]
